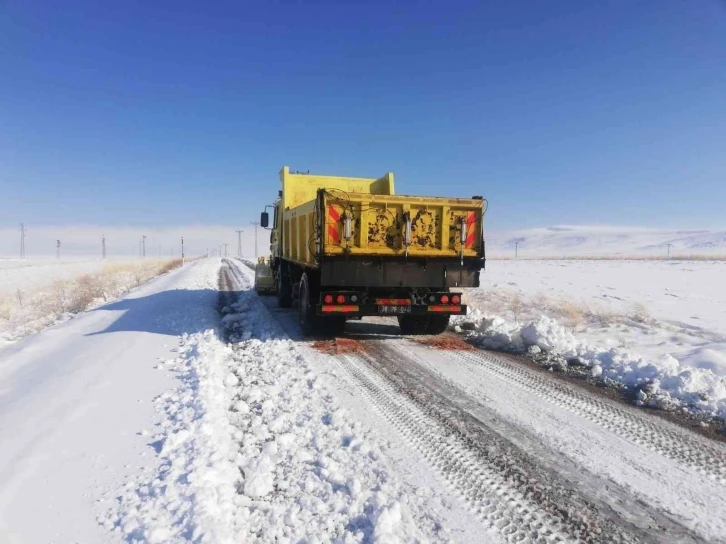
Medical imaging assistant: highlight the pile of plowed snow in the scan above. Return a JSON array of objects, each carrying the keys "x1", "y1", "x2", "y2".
[
  {"x1": 453, "y1": 311, "x2": 726, "y2": 420},
  {"x1": 104, "y1": 263, "x2": 438, "y2": 543}
]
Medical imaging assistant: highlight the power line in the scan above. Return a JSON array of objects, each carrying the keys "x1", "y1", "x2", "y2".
[
  {"x1": 250, "y1": 221, "x2": 260, "y2": 258},
  {"x1": 20, "y1": 223, "x2": 26, "y2": 259},
  {"x1": 236, "y1": 229, "x2": 243, "y2": 257}
]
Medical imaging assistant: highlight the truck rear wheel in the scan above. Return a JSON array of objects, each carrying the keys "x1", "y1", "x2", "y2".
[
  {"x1": 426, "y1": 315, "x2": 450, "y2": 335},
  {"x1": 277, "y1": 263, "x2": 292, "y2": 308},
  {"x1": 397, "y1": 315, "x2": 429, "y2": 335},
  {"x1": 298, "y1": 272, "x2": 318, "y2": 336}
]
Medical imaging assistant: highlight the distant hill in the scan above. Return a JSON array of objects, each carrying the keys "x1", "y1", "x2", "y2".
[{"x1": 485, "y1": 226, "x2": 726, "y2": 258}]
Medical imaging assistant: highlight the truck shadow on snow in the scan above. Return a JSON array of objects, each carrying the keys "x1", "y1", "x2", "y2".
[
  {"x1": 264, "y1": 306, "x2": 405, "y2": 342},
  {"x1": 85, "y1": 288, "x2": 229, "y2": 337}
]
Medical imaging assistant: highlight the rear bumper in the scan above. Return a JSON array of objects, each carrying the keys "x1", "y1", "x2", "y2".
[
  {"x1": 317, "y1": 304, "x2": 467, "y2": 317},
  {"x1": 319, "y1": 258, "x2": 483, "y2": 289}
]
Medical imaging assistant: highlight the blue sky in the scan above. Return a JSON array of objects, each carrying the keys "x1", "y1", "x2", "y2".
[{"x1": 1, "y1": 0, "x2": 724, "y2": 230}]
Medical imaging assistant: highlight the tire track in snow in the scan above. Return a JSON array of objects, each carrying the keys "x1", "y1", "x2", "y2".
[
  {"x1": 440, "y1": 348, "x2": 726, "y2": 486},
  {"x1": 334, "y1": 353, "x2": 576, "y2": 543},
  {"x1": 227, "y1": 261, "x2": 705, "y2": 541},
  {"x1": 330, "y1": 341, "x2": 664, "y2": 542}
]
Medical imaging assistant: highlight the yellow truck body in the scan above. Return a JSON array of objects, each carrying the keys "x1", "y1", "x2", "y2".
[
  {"x1": 276, "y1": 166, "x2": 485, "y2": 267},
  {"x1": 261, "y1": 166, "x2": 486, "y2": 336}
]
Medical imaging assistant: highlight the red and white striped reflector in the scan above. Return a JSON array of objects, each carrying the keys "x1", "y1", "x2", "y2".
[
  {"x1": 328, "y1": 205, "x2": 341, "y2": 244},
  {"x1": 465, "y1": 212, "x2": 477, "y2": 249}
]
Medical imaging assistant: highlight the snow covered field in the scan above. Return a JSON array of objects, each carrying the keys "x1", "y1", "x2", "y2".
[
  {"x1": 460, "y1": 259, "x2": 726, "y2": 420},
  {"x1": 0, "y1": 258, "x2": 182, "y2": 347},
  {"x1": 485, "y1": 225, "x2": 726, "y2": 258},
  {"x1": 0, "y1": 258, "x2": 125, "y2": 295}
]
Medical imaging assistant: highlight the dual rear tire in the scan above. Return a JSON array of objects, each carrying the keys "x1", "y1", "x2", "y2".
[
  {"x1": 299, "y1": 272, "x2": 346, "y2": 337},
  {"x1": 285, "y1": 266, "x2": 448, "y2": 337}
]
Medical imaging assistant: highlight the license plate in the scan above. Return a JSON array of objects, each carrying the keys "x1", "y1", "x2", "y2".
[{"x1": 379, "y1": 305, "x2": 411, "y2": 314}]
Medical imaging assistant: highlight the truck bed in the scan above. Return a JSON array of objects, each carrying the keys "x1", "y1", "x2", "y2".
[{"x1": 282, "y1": 190, "x2": 485, "y2": 266}]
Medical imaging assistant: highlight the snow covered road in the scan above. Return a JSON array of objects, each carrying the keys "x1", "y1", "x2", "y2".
[
  {"x1": 247, "y1": 260, "x2": 726, "y2": 543},
  {"x1": 2, "y1": 257, "x2": 726, "y2": 543},
  {"x1": 0, "y1": 258, "x2": 223, "y2": 543}
]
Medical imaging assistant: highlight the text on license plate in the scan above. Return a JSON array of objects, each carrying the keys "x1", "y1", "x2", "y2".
[{"x1": 379, "y1": 305, "x2": 411, "y2": 314}]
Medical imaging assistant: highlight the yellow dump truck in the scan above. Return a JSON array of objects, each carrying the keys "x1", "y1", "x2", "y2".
[{"x1": 259, "y1": 166, "x2": 486, "y2": 335}]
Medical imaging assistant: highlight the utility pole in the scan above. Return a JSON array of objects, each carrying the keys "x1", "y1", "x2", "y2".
[
  {"x1": 667, "y1": 243, "x2": 673, "y2": 259},
  {"x1": 20, "y1": 223, "x2": 26, "y2": 259},
  {"x1": 515, "y1": 241, "x2": 519, "y2": 259},
  {"x1": 56, "y1": 240, "x2": 61, "y2": 259},
  {"x1": 236, "y1": 229, "x2": 243, "y2": 257},
  {"x1": 219, "y1": 244, "x2": 223, "y2": 258},
  {"x1": 181, "y1": 237, "x2": 185, "y2": 264},
  {"x1": 250, "y1": 221, "x2": 260, "y2": 258},
  {"x1": 102, "y1": 234, "x2": 106, "y2": 259},
  {"x1": 224, "y1": 243, "x2": 229, "y2": 258},
  {"x1": 142, "y1": 235, "x2": 147, "y2": 258}
]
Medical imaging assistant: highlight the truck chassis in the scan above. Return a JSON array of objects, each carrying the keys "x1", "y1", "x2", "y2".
[{"x1": 272, "y1": 256, "x2": 474, "y2": 336}]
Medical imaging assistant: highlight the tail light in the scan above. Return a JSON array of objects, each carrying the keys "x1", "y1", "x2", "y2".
[
  {"x1": 452, "y1": 295, "x2": 461, "y2": 304},
  {"x1": 336, "y1": 294, "x2": 346, "y2": 304},
  {"x1": 324, "y1": 294, "x2": 333, "y2": 304},
  {"x1": 440, "y1": 295, "x2": 449, "y2": 304}
]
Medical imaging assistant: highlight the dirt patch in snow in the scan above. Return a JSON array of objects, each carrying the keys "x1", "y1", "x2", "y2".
[
  {"x1": 312, "y1": 338, "x2": 367, "y2": 355},
  {"x1": 416, "y1": 334, "x2": 475, "y2": 351}
]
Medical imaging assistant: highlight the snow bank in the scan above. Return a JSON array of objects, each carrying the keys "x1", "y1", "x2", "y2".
[
  {"x1": 102, "y1": 330, "x2": 240, "y2": 543},
  {"x1": 454, "y1": 311, "x2": 726, "y2": 420},
  {"x1": 105, "y1": 263, "x2": 432, "y2": 543},
  {"x1": 219, "y1": 285, "x2": 429, "y2": 543}
]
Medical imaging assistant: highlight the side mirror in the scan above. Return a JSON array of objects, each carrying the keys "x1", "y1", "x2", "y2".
[{"x1": 260, "y1": 212, "x2": 269, "y2": 228}]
